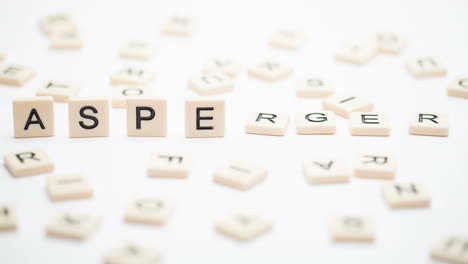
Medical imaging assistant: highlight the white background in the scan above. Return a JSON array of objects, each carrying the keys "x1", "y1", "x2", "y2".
[{"x1": 0, "y1": 0, "x2": 467, "y2": 263}]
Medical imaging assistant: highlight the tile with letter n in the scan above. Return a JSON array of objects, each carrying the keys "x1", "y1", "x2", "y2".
[
  {"x1": 126, "y1": 97, "x2": 166, "y2": 137},
  {"x1": 409, "y1": 112, "x2": 448, "y2": 137},
  {"x1": 13, "y1": 97, "x2": 54, "y2": 138},
  {"x1": 68, "y1": 97, "x2": 109, "y2": 138},
  {"x1": 245, "y1": 112, "x2": 289, "y2": 136}
]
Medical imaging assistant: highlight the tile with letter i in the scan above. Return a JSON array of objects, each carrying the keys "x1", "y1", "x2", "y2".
[
  {"x1": 448, "y1": 77, "x2": 468, "y2": 99},
  {"x1": 124, "y1": 197, "x2": 175, "y2": 225},
  {"x1": 323, "y1": 95, "x2": 373, "y2": 118}
]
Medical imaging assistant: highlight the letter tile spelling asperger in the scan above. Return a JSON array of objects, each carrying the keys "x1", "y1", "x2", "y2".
[
  {"x1": 13, "y1": 97, "x2": 54, "y2": 138},
  {"x1": 350, "y1": 112, "x2": 391, "y2": 136},
  {"x1": 185, "y1": 98, "x2": 225, "y2": 138},
  {"x1": 352, "y1": 153, "x2": 396, "y2": 179},
  {"x1": 295, "y1": 111, "x2": 336, "y2": 135},
  {"x1": 126, "y1": 97, "x2": 167, "y2": 137},
  {"x1": 68, "y1": 97, "x2": 109, "y2": 137}
]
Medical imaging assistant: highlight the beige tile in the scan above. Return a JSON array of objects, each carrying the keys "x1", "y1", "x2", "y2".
[
  {"x1": 0, "y1": 51, "x2": 5, "y2": 60},
  {"x1": 124, "y1": 197, "x2": 175, "y2": 225},
  {"x1": 431, "y1": 236, "x2": 468, "y2": 264},
  {"x1": 104, "y1": 242, "x2": 161, "y2": 264},
  {"x1": 49, "y1": 30, "x2": 83, "y2": 50},
  {"x1": 13, "y1": 96, "x2": 54, "y2": 138},
  {"x1": 335, "y1": 42, "x2": 377, "y2": 65},
  {"x1": 375, "y1": 32, "x2": 406, "y2": 54},
  {"x1": 3, "y1": 148, "x2": 54, "y2": 177},
  {"x1": 448, "y1": 77, "x2": 468, "y2": 99},
  {"x1": 248, "y1": 61, "x2": 293, "y2": 81},
  {"x1": 36, "y1": 81, "x2": 80, "y2": 102},
  {"x1": 112, "y1": 86, "x2": 151, "y2": 108},
  {"x1": 0, "y1": 204, "x2": 17, "y2": 231},
  {"x1": 68, "y1": 97, "x2": 109, "y2": 138},
  {"x1": 189, "y1": 72, "x2": 234, "y2": 96},
  {"x1": 302, "y1": 157, "x2": 351, "y2": 184},
  {"x1": 39, "y1": 13, "x2": 77, "y2": 35},
  {"x1": 47, "y1": 173, "x2": 93, "y2": 201},
  {"x1": 126, "y1": 97, "x2": 166, "y2": 137},
  {"x1": 406, "y1": 57, "x2": 447, "y2": 77},
  {"x1": 382, "y1": 181, "x2": 431, "y2": 209},
  {"x1": 353, "y1": 153, "x2": 396, "y2": 179},
  {"x1": 111, "y1": 67, "x2": 155, "y2": 86},
  {"x1": 185, "y1": 98, "x2": 225, "y2": 138},
  {"x1": 162, "y1": 16, "x2": 194, "y2": 36},
  {"x1": 46, "y1": 211, "x2": 99, "y2": 240},
  {"x1": 0, "y1": 65, "x2": 36, "y2": 86},
  {"x1": 213, "y1": 160, "x2": 267, "y2": 190},
  {"x1": 323, "y1": 95, "x2": 373, "y2": 118},
  {"x1": 409, "y1": 112, "x2": 448, "y2": 137},
  {"x1": 350, "y1": 112, "x2": 391, "y2": 136},
  {"x1": 216, "y1": 210, "x2": 272, "y2": 241},
  {"x1": 295, "y1": 111, "x2": 336, "y2": 135},
  {"x1": 296, "y1": 77, "x2": 333, "y2": 98},
  {"x1": 329, "y1": 215, "x2": 375, "y2": 242},
  {"x1": 202, "y1": 58, "x2": 241, "y2": 77},
  {"x1": 147, "y1": 152, "x2": 191, "y2": 178},
  {"x1": 118, "y1": 41, "x2": 156, "y2": 60},
  {"x1": 269, "y1": 29, "x2": 306, "y2": 50},
  {"x1": 245, "y1": 112, "x2": 289, "y2": 136}
]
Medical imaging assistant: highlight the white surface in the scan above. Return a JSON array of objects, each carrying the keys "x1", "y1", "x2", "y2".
[{"x1": 1, "y1": 0, "x2": 468, "y2": 263}]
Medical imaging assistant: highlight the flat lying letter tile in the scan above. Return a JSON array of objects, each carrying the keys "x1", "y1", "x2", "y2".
[
  {"x1": 245, "y1": 112, "x2": 289, "y2": 136},
  {"x1": 147, "y1": 152, "x2": 192, "y2": 178},
  {"x1": 185, "y1": 98, "x2": 225, "y2": 138},
  {"x1": 112, "y1": 86, "x2": 150, "y2": 108},
  {"x1": 202, "y1": 58, "x2": 241, "y2": 77},
  {"x1": 295, "y1": 111, "x2": 336, "y2": 135},
  {"x1": 49, "y1": 30, "x2": 83, "y2": 49},
  {"x1": 36, "y1": 81, "x2": 80, "y2": 102},
  {"x1": 162, "y1": 16, "x2": 194, "y2": 36},
  {"x1": 248, "y1": 61, "x2": 293, "y2": 81},
  {"x1": 13, "y1": 96, "x2": 54, "y2": 138},
  {"x1": 329, "y1": 216, "x2": 375, "y2": 242},
  {"x1": 3, "y1": 148, "x2": 54, "y2": 177},
  {"x1": 213, "y1": 161, "x2": 267, "y2": 190},
  {"x1": 111, "y1": 67, "x2": 155, "y2": 85},
  {"x1": 118, "y1": 41, "x2": 156, "y2": 60},
  {"x1": 124, "y1": 197, "x2": 175, "y2": 225},
  {"x1": 353, "y1": 153, "x2": 396, "y2": 179},
  {"x1": 335, "y1": 42, "x2": 376, "y2": 65},
  {"x1": 68, "y1": 97, "x2": 109, "y2": 137},
  {"x1": 448, "y1": 77, "x2": 468, "y2": 99},
  {"x1": 296, "y1": 77, "x2": 333, "y2": 98},
  {"x1": 46, "y1": 211, "x2": 99, "y2": 240},
  {"x1": 409, "y1": 112, "x2": 448, "y2": 137},
  {"x1": 375, "y1": 32, "x2": 406, "y2": 54},
  {"x1": 269, "y1": 29, "x2": 306, "y2": 50},
  {"x1": 39, "y1": 13, "x2": 77, "y2": 35},
  {"x1": 382, "y1": 181, "x2": 431, "y2": 208},
  {"x1": 189, "y1": 72, "x2": 234, "y2": 96},
  {"x1": 0, "y1": 205, "x2": 17, "y2": 231},
  {"x1": 126, "y1": 97, "x2": 167, "y2": 137},
  {"x1": 47, "y1": 173, "x2": 93, "y2": 201},
  {"x1": 0, "y1": 51, "x2": 5, "y2": 60},
  {"x1": 431, "y1": 236, "x2": 468, "y2": 264},
  {"x1": 0, "y1": 65, "x2": 36, "y2": 86},
  {"x1": 216, "y1": 210, "x2": 272, "y2": 241},
  {"x1": 350, "y1": 112, "x2": 390, "y2": 136},
  {"x1": 104, "y1": 242, "x2": 161, "y2": 264},
  {"x1": 323, "y1": 95, "x2": 373, "y2": 118},
  {"x1": 406, "y1": 57, "x2": 447, "y2": 77},
  {"x1": 302, "y1": 157, "x2": 351, "y2": 184}
]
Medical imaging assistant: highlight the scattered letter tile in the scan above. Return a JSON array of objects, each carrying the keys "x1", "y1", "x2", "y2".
[
  {"x1": 111, "y1": 67, "x2": 155, "y2": 86},
  {"x1": 147, "y1": 152, "x2": 191, "y2": 178},
  {"x1": 302, "y1": 157, "x2": 351, "y2": 184},
  {"x1": 448, "y1": 77, "x2": 468, "y2": 99},
  {"x1": 39, "y1": 13, "x2": 77, "y2": 35},
  {"x1": 353, "y1": 153, "x2": 396, "y2": 179},
  {"x1": 189, "y1": 72, "x2": 234, "y2": 96},
  {"x1": 213, "y1": 160, "x2": 267, "y2": 190},
  {"x1": 118, "y1": 41, "x2": 156, "y2": 60},
  {"x1": 0, "y1": 65, "x2": 36, "y2": 86},
  {"x1": 329, "y1": 215, "x2": 375, "y2": 242},
  {"x1": 0, "y1": 205, "x2": 17, "y2": 231},
  {"x1": 245, "y1": 112, "x2": 289, "y2": 136},
  {"x1": 296, "y1": 77, "x2": 333, "y2": 98},
  {"x1": 185, "y1": 98, "x2": 225, "y2": 138},
  {"x1": 47, "y1": 173, "x2": 93, "y2": 201},
  {"x1": 216, "y1": 210, "x2": 272, "y2": 241},
  {"x1": 406, "y1": 57, "x2": 446, "y2": 77},
  {"x1": 68, "y1": 97, "x2": 109, "y2": 138},
  {"x1": 350, "y1": 112, "x2": 391, "y2": 136},
  {"x1": 431, "y1": 236, "x2": 468, "y2": 264},
  {"x1": 49, "y1": 30, "x2": 83, "y2": 50},
  {"x1": 202, "y1": 58, "x2": 241, "y2": 77},
  {"x1": 126, "y1": 97, "x2": 167, "y2": 137},
  {"x1": 375, "y1": 32, "x2": 406, "y2": 54},
  {"x1": 295, "y1": 111, "x2": 336, "y2": 135},
  {"x1": 409, "y1": 112, "x2": 448, "y2": 137},
  {"x1": 248, "y1": 61, "x2": 293, "y2": 81},
  {"x1": 382, "y1": 181, "x2": 431, "y2": 208},
  {"x1": 124, "y1": 197, "x2": 175, "y2": 225},
  {"x1": 323, "y1": 95, "x2": 373, "y2": 118},
  {"x1": 335, "y1": 42, "x2": 376, "y2": 65},
  {"x1": 104, "y1": 242, "x2": 161, "y2": 264},
  {"x1": 3, "y1": 148, "x2": 54, "y2": 177},
  {"x1": 13, "y1": 96, "x2": 54, "y2": 138},
  {"x1": 46, "y1": 211, "x2": 99, "y2": 240},
  {"x1": 36, "y1": 81, "x2": 80, "y2": 102},
  {"x1": 162, "y1": 16, "x2": 194, "y2": 36},
  {"x1": 112, "y1": 85, "x2": 151, "y2": 108},
  {"x1": 269, "y1": 29, "x2": 306, "y2": 50}
]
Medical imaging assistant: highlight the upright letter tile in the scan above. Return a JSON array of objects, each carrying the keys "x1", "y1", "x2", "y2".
[
  {"x1": 323, "y1": 95, "x2": 373, "y2": 118},
  {"x1": 111, "y1": 67, "x2": 155, "y2": 85},
  {"x1": 0, "y1": 205, "x2": 17, "y2": 231},
  {"x1": 202, "y1": 58, "x2": 241, "y2": 77},
  {"x1": 353, "y1": 153, "x2": 396, "y2": 179},
  {"x1": 68, "y1": 97, "x2": 109, "y2": 138},
  {"x1": 36, "y1": 81, "x2": 80, "y2": 102},
  {"x1": 409, "y1": 112, "x2": 448, "y2": 137},
  {"x1": 213, "y1": 161, "x2": 267, "y2": 190},
  {"x1": 3, "y1": 148, "x2": 54, "y2": 177},
  {"x1": 295, "y1": 111, "x2": 336, "y2": 135},
  {"x1": 245, "y1": 112, "x2": 289, "y2": 136},
  {"x1": 431, "y1": 236, "x2": 468, "y2": 264},
  {"x1": 382, "y1": 181, "x2": 431, "y2": 208},
  {"x1": 126, "y1": 97, "x2": 167, "y2": 137},
  {"x1": 189, "y1": 72, "x2": 234, "y2": 96},
  {"x1": 46, "y1": 211, "x2": 99, "y2": 240},
  {"x1": 335, "y1": 42, "x2": 376, "y2": 65},
  {"x1": 147, "y1": 152, "x2": 191, "y2": 178},
  {"x1": 350, "y1": 112, "x2": 390, "y2": 136},
  {"x1": 248, "y1": 61, "x2": 293, "y2": 81},
  {"x1": 185, "y1": 98, "x2": 225, "y2": 138},
  {"x1": 216, "y1": 210, "x2": 272, "y2": 241},
  {"x1": 0, "y1": 65, "x2": 36, "y2": 86},
  {"x1": 406, "y1": 57, "x2": 446, "y2": 77},
  {"x1": 296, "y1": 77, "x2": 333, "y2": 98},
  {"x1": 329, "y1": 216, "x2": 375, "y2": 242},
  {"x1": 448, "y1": 77, "x2": 468, "y2": 99},
  {"x1": 302, "y1": 157, "x2": 351, "y2": 184},
  {"x1": 375, "y1": 32, "x2": 406, "y2": 54},
  {"x1": 47, "y1": 173, "x2": 93, "y2": 201},
  {"x1": 13, "y1": 97, "x2": 54, "y2": 138},
  {"x1": 124, "y1": 197, "x2": 175, "y2": 225},
  {"x1": 104, "y1": 242, "x2": 161, "y2": 264}
]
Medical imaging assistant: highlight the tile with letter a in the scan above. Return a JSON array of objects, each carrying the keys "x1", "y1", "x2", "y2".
[
  {"x1": 202, "y1": 57, "x2": 241, "y2": 77},
  {"x1": 147, "y1": 152, "x2": 191, "y2": 178},
  {"x1": 350, "y1": 112, "x2": 391, "y2": 136},
  {"x1": 124, "y1": 197, "x2": 175, "y2": 225},
  {"x1": 0, "y1": 64, "x2": 36, "y2": 86},
  {"x1": 406, "y1": 57, "x2": 447, "y2": 77},
  {"x1": 111, "y1": 67, "x2": 155, "y2": 85},
  {"x1": 269, "y1": 29, "x2": 306, "y2": 50},
  {"x1": 185, "y1": 98, "x2": 225, "y2": 138},
  {"x1": 39, "y1": 13, "x2": 77, "y2": 35},
  {"x1": 375, "y1": 32, "x2": 406, "y2": 54},
  {"x1": 13, "y1": 96, "x2": 54, "y2": 138},
  {"x1": 46, "y1": 173, "x2": 93, "y2": 201},
  {"x1": 112, "y1": 85, "x2": 150, "y2": 108},
  {"x1": 213, "y1": 160, "x2": 267, "y2": 190},
  {"x1": 162, "y1": 16, "x2": 194, "y2": 36},
  {"x1": 448, "y1": 77, "x2": 468, "y2": 99},
  {"x1": 248, "y1": 61, "x2": 293, "y2": 81},
  {"x1": 126, "y1": 97, "x2": 167, "y2": 137},
  {"x1": 3, "y1": 148, "x2": 54, "y2": 177},
  {"x1": 335, "y1": 42, "x2": 376, "y2": 65},
  {"x1": 49, "y1": 30, "x2": 83, "y2": 50},
  {"x1": 431, "y1": 236, "x2": 468, "y2": 264},
  {"x1": 104, "y1": 242, "x2": 161, "y2": 264},
  {"x1": 322, "y1": 94, "x2": 373, "y2": 118},
  {"x1": 296, "y1": 77, "x2": 333, "y2": 98},
  {"x1": 216, "y1": 210, "x2": 272, "y2": 241},
  {"x1": 118, "y1": 41, "x2": 156, "y2": 60},
  {"x1": 382, "y1": 181, "x2": 431, "y2": 209},
  {"x1": 36, "y1": 81, "x2": 80, "y2": 102},
  {"x1": 68, "y1": 97, "x2": 109, "y2": 138},
  {"x1": 353, "y1": 153, "x2": 396, "y2": 179},
  {"x1": 302, "y1": 157, "x2": 351, "y2": 184},
  {"x1": 295, "y1": 111, "x2": 336, "y2": 135},
  {"x1": 46, "y1": 211, "x2": 99, "y2": 240},
  {"x1": 189, "y1": 72, "x2": 234, "y2": 96},
  {"x1": 0, "y1": 204, "x2": 17, "y2": 231},
  {"x1": 409, "y1": 112, "x2": 449, "y2": 137},
  {"x1": 329, "y1": 215, "x2": 375, "y2": 242},
  {"x1": 245, "y1": 112, "x2": 289, "y2": 136}
]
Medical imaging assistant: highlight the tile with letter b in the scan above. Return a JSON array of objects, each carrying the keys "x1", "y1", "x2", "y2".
[
  {"x1": 0, "y1": 64, "x2": 36, "y2": 86},
  {"x1": 147, "y1": 152, "x2": 191, "y2": 178},
  {"x1": 375, "y1": 32, "x2": 406, "y2": 54},
  {"x1": 245, "y1": 112, "x2": 289, "y2": 136},
  {"x1": 409, "y1": 112, "x2": 448, "y2": 137},
  {"x1": 13, "y1": 96, "x2": 54, "y2": 138},
  {"x1": 295, "y1": 111, "x2": 336, "y2": 135},
  {"x1": 329, "y1": 215, "x2": 375, "y2": 242},
  {"x1": 202, "y1": 57, "x2": 241, "y2": 77},
  {"x1": 248, "y1": 61, "x2": 293, "y2": 81},
  {"x1": 104, "y1": 242, "x2": 161, "y2": 264},
  {"x1": 213, "y1": 160, "x2": 267, "y2": 190},
  {"x1": 189, "y1": 72, "x2": 234, "y2": 96},
  {"x1": 0, "y1": 204, "x2": 17, "y2": 231},
  {"x1": 3, "y1": 148, "x2": 54, "y2": 177},
  {"x1": 296, "y1": 77, "x2": 333, "y2": 98},
  {"x1": 46, "y1": 211, "x2": 99, "y2": 240},
  {"x1": 46, "y1": 173, "x2": 93, "y2": 201},
  {"x1": 112, "y1": 86, "x2": 151, "y2": 108},
  {"x1": 111, "y1": 67, "x2": 155, "y2": 85},
  {"x1": 353, "y1": 153, "x2": 396, "y2": 179},
  {"x1": 216, "y1": 210, "x2": 272, "y2": 241},
  {"x1": 431, "y1": 236, "x2": 468, "y2": 264},
  {"x1": 126, "y1": 97, "x2": 167, "y2": 137},
  {"x1": 406, "y1": 57, "x2": 447, "y2": 77},
  {"x1": 36, "y1": 81, "x2": 80, "y2": 102},
  {"x1": 382, "y1": 181, "x2": 431, "y2": 209},
  {"x1": 124, "y1": 197, "x2": 175, "y2": 225},
  {"x1": 448, "y1": 77, "x2": 468, "y2": 99},
  {"x1": 185, "y1": 98, "x2": 225, "y2": 138},
  {"x1": 68, "y1": 97, "x2": 109, "y2": 138},
  {"x1": 118, "y1": 41, "x2": 156, "y2": 60},
  {"x1": 350, "y1": 112, "x2": 391, "y2": 136},
  {"x1": 322, "y1": 94, "x2": 373, "y2": 118},
  {"x1": 302, "y1": 157, "x2": 351, "y2": 184},
  {"x1": 335, "y1": 42, "x2": 376, "y2": 65},
  {"x1": 162, "y1": 16, "x2": 194, "y2": 36},
  {"x1": 269, "y1": 29, "x2": 306, "y2": 50}
]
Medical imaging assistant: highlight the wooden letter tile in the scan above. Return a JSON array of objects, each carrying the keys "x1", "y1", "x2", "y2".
[
  {"x1": 382, "y1": 181, "x2": 431, "y2": 208},
  {"x1": 329, "y1": 215, "x2": 375, "y2": 242},
  {"x1": 448, "y1": 77, "x2": 468, "y2": 99},
  {"x1": 111, "y1": 67, "x2": 155, "y2": 86},
  {"x1": 248, "y1": 61, "x2": 293, "y2": 81},
  {"x1": 126, "y1": 97, "x2": 166, "y2": 137},
  {"x1": 13, "y1": 96, "x2": 54, "y2": 138},
  {"x1": 335, "y1": 42, "x2": 376, "y2": 65},
  {"x1": 350, "y1": 112, "x2": 391, "y2": 136},
  {"x1": 3, "y1": 148, "x2": 54, "y2": 177},
  {"x1": 213, "y1": 160, "x2": 267, "y2": 190},
  {"x1": 104, "y1": 242, "x2": 161, "y2": 264},
  {"x1": 0, "y1": 204, "x2": 17, "y2": 231},
  {"x1": 323, "y1": 95, "x2": 373, "y2": 118},
  {"x1": 47, "y1": 173, "x2": 93, "y2": 201},
  {"x1": 216, "y1": 210, "x2": 272, "y2": 241},
  {"x1": 406, "y1": 57, "x2": 447, "y2": 77},
  {"x1": 202, "y1": 57, "x2": 241, "y2": 77},
  {"x1": 269, "y1": 29, "x2": 306, "y2": 50},
  {"x1": 118, "y1": 41, "x2": 156, "y2": 60},
  {"x1": 353, "y1": 153, "x2": 396, "y2": 179},
  {"x1": 409, "y1": 112, "x2": 448, "y2": 137},
  {"x1": 46, "y1": 211, "x2": 99, "y2": 240},
  {"x1": 296, "y1": 77, "x2": 333, "y2": 98},
  {"x1": 189, "y1": 72, "x2": 234, "y2": 96},
  {"x1": 147, "y1": 152, "x2": 191, "y2": 178},
  {"x1": 68, "y1": 97, "x2": 109, "y2": 138},
  {"x1": 302, "y1": 157, "x2": 351, "y2": 184},
  {"x1": 112, "y1": 86, "x2": 150, "y2": 108},
  {"x1": 185, "y1": 98, "x2": 225, "y2": 138},
  {"x1": 375, "y1": 32, "x2": 406, "y2": 54},
  {"x1": 36, "y1": 81, "x2": 80, "y2": 102},
  {"x1": 0, "y1": 65, "x2": 36, "y2": 86},
  {"x1": 124, "y1": 197, "x2": 175, "y2": 225},
  {"x1": 431, "y1": 236, "x2": 468, "y2": 264}
]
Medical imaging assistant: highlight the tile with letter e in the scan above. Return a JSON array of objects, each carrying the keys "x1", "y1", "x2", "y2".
[
  {"x1": 189, "y1": 72, "x2": 234, "y2": 96},
  {"x1": 216, "y1": 210, "x2": 272, "y2": 241},
  {"x1": 46, "y1": 211, "x2": 99, "y2": 240},
  {"x1": 296, "y1": 77, "x2": 333, "y2": 98},
  {"x1": 302, "y1": 157, "x2": 351, "y2": 184},
  {"x1": 448, "y1": 77, "x2": 468, "y2": 99},
  {"x1": 248, "y1": 61, "x2": 293, "y2": 81},
  {"x1": 350, "y1": 112, "x2": 390, "y2": 136},
  {"x1": 0, "y1": 64, "x2": 35, "y2": 86},
  {"x1": 353, "y1": 153, "x2": 396, "y2": 179},
  {"x1": 335, "y1": 42, "x2": 376, "y2": 65},
  {"x1": 431, "y1": 236, "x2": 468, "y2": 264},
  {"x1": 295, "y1": 111, "x2": 336, "y2": 135},
  {"x1": 147, "y1": 152, "x2": 191, "y2": 178},
  {"x1": 104, "y1": 242, "x2": 161, "y2": 264},
  {"x1": 382, "y1": 181, "x2": 431, "y2": 209},
  {"x1": 46, "y1": 173, "x2": 93, "y2": 201},
  {"x1": 49, "y1": 30, "x2": 83, "y2": 50},
  {"x1": 245, "y1": 112, "x2": 289, "y2": 136},
  {"x1": 185, "y1": 98, "x2": 225, "y2": 138},
  {"x1": 213, "y1": 160, "x2": 267, "y2": 190},
  {"x1": 126, "y1": 97, "x2": 166, "y2": 137},
  {"x1": 329, "y1": 215, "x2": 375, "y2": 242},
  {"x1": 374, "y1": 32, "x2": 406, "y2": 54},
  {"x1": 111, "y1": 67, "x2": 155, "y2": 85},
  {"x1": 36, "y1": 81, "x2": 80, "y2": 102},
  {"x1": 13, "y1": 96, "x2": 54, "y2": 138},
  {"x1": 406, "y1": 57, "x2": 446, "y2": 77},
  {"x1": 162, "y1": 16, "x2": 194, "y2": 36},
  {"x1": 269, "y1": 29, "x2": 306, "y2": 50},
  {"x1": 68, "y1": 97, "x2": 109, "y2": 138},
  {"x1": 409, "y1": 112, "x2": 448, "y2": 137},
  {"x1": 112, "y1": 86, "x2": 150, "y2": 108},
  {"x1": 118, "y1": 41, "x2": 156, "y2": 60},
  {"x1": 124, "y1": 196, "x2": 175, "y2": 225},
  {"x1": 323, "y1": 94, "x2": 373, "y2": 118},
  {"x1": 3, "y1": 148, "x2": 54, "y2": 177},
  {"x1": 0, "y1": 204, "x2": 17, "y2": 231},
  {"x1": 202, "y1": 57, "x2": 241, "y2": 77}
]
